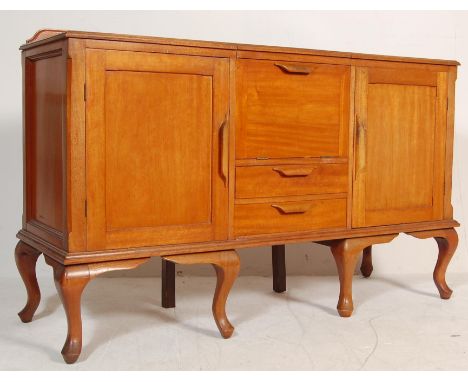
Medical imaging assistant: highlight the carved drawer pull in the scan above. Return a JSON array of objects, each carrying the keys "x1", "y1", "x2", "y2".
[
  {"x1": 273, "y1": 167, "x2": 314, "y2": 177},
  {"x1": 274, "y1": 63, "x2": 311, "y2": 75},
  {"x1": 271, "y1": 203, "x2": 312, "y2": 214}
]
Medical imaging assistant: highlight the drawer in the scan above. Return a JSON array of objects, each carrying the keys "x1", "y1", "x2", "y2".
[
  {"x1": 234, "y1": 197, "x2": 347, "y2": 237},
  {"x1": 236, "y1": 163, "x2": 348, "y2": 199},
  {"x1": 236, "y1": 59, "x2": 350, "y2": 159}
]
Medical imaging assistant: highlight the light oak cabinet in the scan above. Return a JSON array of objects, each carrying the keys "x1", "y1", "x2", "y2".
[{"x1": 15, "y1": 30, "x2": 460, "y2": 364}]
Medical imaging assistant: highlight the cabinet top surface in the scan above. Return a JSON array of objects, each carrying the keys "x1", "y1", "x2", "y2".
[{"x1": 21, "y1": 29, "x2": 460, "y2": 66}]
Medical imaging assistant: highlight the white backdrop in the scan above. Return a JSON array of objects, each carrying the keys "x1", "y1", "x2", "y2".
[{"x1": 0, "y1": 10, "x2": 467, "y2": 279}]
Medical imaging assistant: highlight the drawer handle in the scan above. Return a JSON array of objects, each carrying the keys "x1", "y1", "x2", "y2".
[
  {"x1": 274, "y1": 63, "x2": 311, "y2": 75},
  {"x1": 273, "y1": 167, "x2": 314, "y2": 177},
  {"x1": 271, "y1": 203, "x2": 311, "y2": 214}
]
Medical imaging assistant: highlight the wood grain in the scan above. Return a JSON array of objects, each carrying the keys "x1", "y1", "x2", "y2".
[
  {"x1": 234, "y1": 197, "x2": 347, "y2": 237},
  {"x1": 105, "y1": 71, "x2": 212, "y2": 229},
  {"x1": 236, "y1": 59, "x2": 350, "y2": 159},
  {"x1": 347, "y1": 66, "x2": 356, "y2": 228},
  {"x1": 368, "y1": 67, "x2": 438, "y2": 86},
  {"x1": 444, "y1": 67, "x2": 457, "y2": 219},
  {"x1": 85, "y1": 39, "x2": 236, "y2": 59},
  {"x1": 236, "y1": 157, "x2": 348, "y2": 166},
  {"x1": 29, "y1": 52, "x2": 64, "y2": 230},
  {"x1": 353, "y1": 67, "x2": 447, "y2": 227},
  {"x1": 23, "y1": 41, "x2": 68, "y2": 248},
  {"x1": 228, "y1": 56, "x2": 237, "y2": 240},
  {"x1": 85, "y1": 49, "x2": 230, "y2": 250},
  {"x1": 66, "y1": 39, "x2": 87, "y2": 252}
]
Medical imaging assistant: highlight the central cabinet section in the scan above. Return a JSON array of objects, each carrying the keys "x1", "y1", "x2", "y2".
[
  {"x1": 234, "y1": 59, "x2": 351, "y2": 237},
  {"x1": 85, "y1": 50, "x2": 230, "y2": 250}
]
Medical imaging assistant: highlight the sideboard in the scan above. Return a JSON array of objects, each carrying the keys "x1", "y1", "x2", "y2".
[{"x1": 16, "y1": 29, "x2": 460, "y2": 364}]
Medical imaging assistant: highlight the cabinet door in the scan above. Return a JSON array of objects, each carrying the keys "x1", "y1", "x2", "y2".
[
  {"x1": 85, "y1": 50, "x2": 229, "y2": 250},
  {"x1": 236, "y1": 59, "x2": 350, "y2": 159},
  {"x1": 352, "y1": 67, "x2": 448, "y2": 227}
]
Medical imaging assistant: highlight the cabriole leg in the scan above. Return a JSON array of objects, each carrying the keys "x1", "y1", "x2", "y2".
[
  {"x1": 49, "y1": 261, "x2": 90, "y2": 364},
  {"x1": 408, "y1": 228, "x2": 458, "y2": 299},
  {"x1": 320, "y1": 235, "x2": 397, "y2": 317},
  {"x1": 330, "y1": 240, "x2": 363, "y2": 317},
  {"x1": 15, "y1": 241, "x2": 42, "y2": 323},
  {"x1": 45, "y1": 256, "x2": 150, "y2": 364},
  {"x1": 162, "y1": 250, "x2": 240, "y2": 338}
]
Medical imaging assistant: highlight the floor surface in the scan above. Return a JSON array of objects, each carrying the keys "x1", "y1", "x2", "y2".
[{"x1": 1, "y1": 273, "x2": 468, "y2": 370}]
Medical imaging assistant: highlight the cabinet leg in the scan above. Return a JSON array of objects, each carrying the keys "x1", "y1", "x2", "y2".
[
  {"x1": 407, "y1": 228, "x2": 458, "y2": 299},
  {"x1": 45, "y1": 256, "x2": 150, "y2": 364},
  {"x1": 322, "y1": 235, "x2": 397, "y2": 317},
  {"x1": 50, "y1": 261, "x2": 90, "y2": 364},
  {"x1": 330, "y1": 240, "x2": 363, "y2": 317},
  {"x1": 162, "y1": 250, "x2": 240, "y2": 339},
  {"x1": 15, "y1": 241, "x2": 42, "y2": 323},
  {"x1": 161, "y1": 258, "x2": 176, "y2": 308},
  {"x1": 272, "y1": 245, "x2": 286, "y2": 293},
  {"x1": 360, "y1": 246, "x2": 373, "y2": 278}
]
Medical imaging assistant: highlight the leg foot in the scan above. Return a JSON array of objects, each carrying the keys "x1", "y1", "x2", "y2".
[
  {"x1": 161, "y1": 258, "x2": 176, "y2": 308},
  {"x1": 272, "y1": 245, "x2": 286, "y2": 293},
  {"x1": 163, "y1": 250, "x2": 240, "y2": 338},
  {"x1": 15, "y1": 241, "x2": 42, "y2": 323},
  {"x1": 321, "y1": 235, "x2": 397, "y2": 317},
  {"x1": 408, "y1": 228, "x2": 458, "y2": 299},
  {"x1": 360, "y1": 246, "x2": 373, "y2": 278}
]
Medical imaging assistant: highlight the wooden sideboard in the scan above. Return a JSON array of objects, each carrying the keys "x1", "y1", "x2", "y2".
[{"x1": 16, "y1": 30, "x2": 460, "y2": 364}]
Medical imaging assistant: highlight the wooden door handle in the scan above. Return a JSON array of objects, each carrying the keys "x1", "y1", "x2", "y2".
[
  {"x1": 273, "y1": 167, "x2": 314, "y2": 177},
  {"x1": 355, "y1": 116, "x2": 367, "y2": 179},
  {"x1": 274, "y1": 63, "x2": 311, "y2": 75},
  {"x1": 220, "y1": 114, "x2": 229, "y2": 184},
  {"x1": 271, "y1": 203, "x2": 311, "y2": 214}
]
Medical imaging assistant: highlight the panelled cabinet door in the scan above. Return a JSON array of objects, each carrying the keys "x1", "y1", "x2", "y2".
[
  {"x1": 85, "y1": 49, "x2": 230, "y2": 250},
  {"x1": 352, "y1": 67, "x2": 448, "y2": 227}
]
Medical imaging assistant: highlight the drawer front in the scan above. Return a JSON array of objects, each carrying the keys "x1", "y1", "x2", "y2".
[
  {"x1": 234, "y1": 198, "x2": 347, "y2": 237},
  {"x1": 236, "y1": 163, "x2": 348, "y2": 199},
  {"x1": 236, "y1": 59, "x2": 350, "y2": 159}
]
